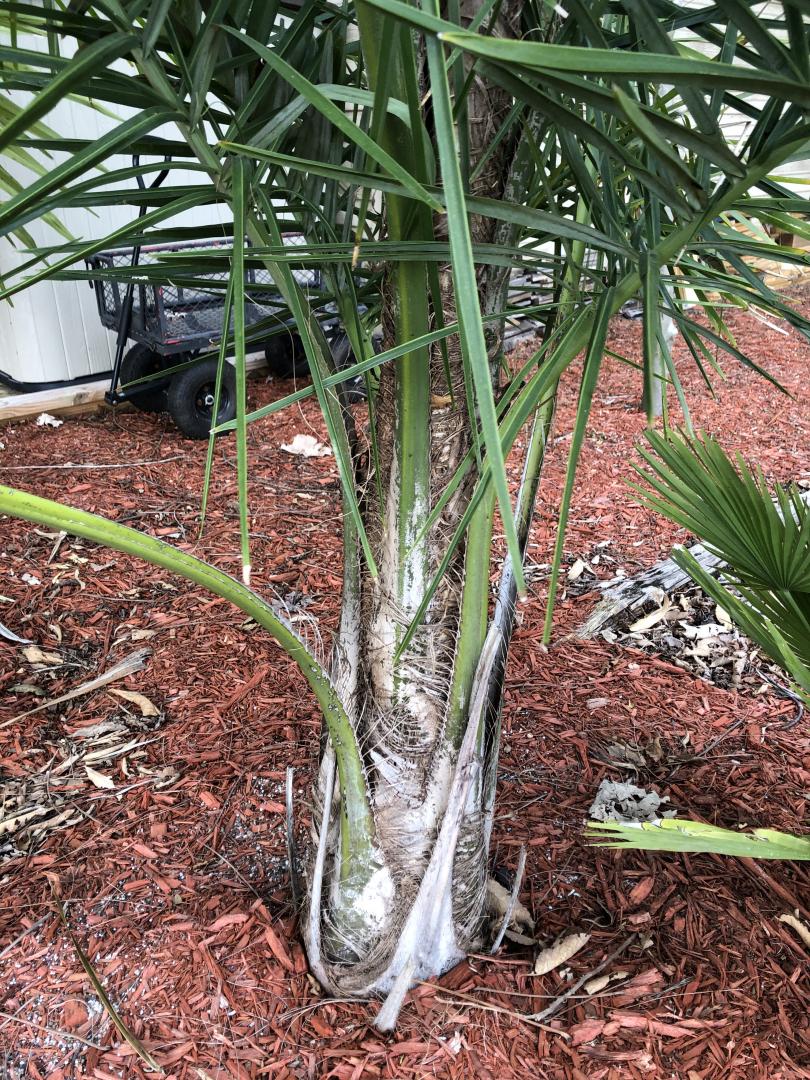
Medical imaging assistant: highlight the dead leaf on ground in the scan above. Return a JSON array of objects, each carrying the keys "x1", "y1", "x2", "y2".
[
  {"x1": 36, "y1": 412, "x2": 63, "y2": 428},
  {"x1": 584, "y1": 969, "x2": 630, "y2": 995},
  {"x1": 603, "y1": 741, "x2": 647, "y2": 768},
  {"x1": 628, "y1": 599, "x2": 672, "y2": 633},
  {"x1": 779, "y1": 912, "x2": 810, "y2": 948},
  {"x1": 280, "y1": 434, "x2": 332, "y2": 458},
  {"x1": 715, "y1": 604, "x2": 733, "y2": 628},
  {"x1": 9, "y1": 682, "x2": 46, "y2": 696},
  {"x1": 2, "y1": 648, "x2": 152, "y2": 730},
  {"x1": 486, "y1": 878, "x2": 535, "y2": 935},
  {"x1": 567, "y1": 558, "x2": 587, "y2": 581},
  {"x1": 84, "y1": 766, "x2": 116, "y2": 790},
  {"x1": 533, "y1": 932, "x2": 590, "y2": 976},
  {"x1": 583, "y1": 973, "x2": 611, "y2": 996},
  {"x1": 22, "y1": 646, "x2": 63, "y2": 666},
  {"x1": 110, "y1": 689, "x2": 160, "y2": 716}
]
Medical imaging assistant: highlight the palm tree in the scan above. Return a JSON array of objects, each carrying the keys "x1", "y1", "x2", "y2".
[{"x1": 1, "y1": 0, "x2": 809, "y2": 1029}]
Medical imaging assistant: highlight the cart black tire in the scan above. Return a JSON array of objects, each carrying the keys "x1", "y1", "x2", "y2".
[
  {"x1": 264, "y1": 332, "x2": 309, "y2": 378},
  {"x1": 166, "y1": 358, "x2": 236, "y2": 440},
  {"x1": 119, "y1": 344, "x2": 170, "y2": 413},
  {"x1": 330, "y1": 333, "x2": 367, "y2": 403}
]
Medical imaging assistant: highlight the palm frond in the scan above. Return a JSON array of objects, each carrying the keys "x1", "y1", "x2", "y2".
[
  {"x1": 636, "y1": 430, "x2": 810, "y2": 593},
  {"x1": 586, "y1": 818, "x2": 810, "y2": 860},
  {"x1": 634, "y1": 429, "x2": 810, "y2": 699}
]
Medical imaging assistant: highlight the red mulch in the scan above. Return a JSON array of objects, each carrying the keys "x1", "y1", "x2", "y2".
[{"x1": 1, "y1": 287, "x2": 809, "y2": 1079}]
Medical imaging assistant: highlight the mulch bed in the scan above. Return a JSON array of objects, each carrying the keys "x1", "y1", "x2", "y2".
[{"x1": 1, "y1": 287, "x2": 809, "y2": 1079}]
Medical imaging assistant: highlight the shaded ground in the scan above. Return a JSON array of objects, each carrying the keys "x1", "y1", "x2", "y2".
[{"x1": 1, "y1": 288, "x2": 809, "y2": 1079}]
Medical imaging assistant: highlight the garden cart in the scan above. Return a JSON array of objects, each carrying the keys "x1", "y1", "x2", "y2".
[{"x1": 87, "y1": 232, "x2": 345, "y2": 439}]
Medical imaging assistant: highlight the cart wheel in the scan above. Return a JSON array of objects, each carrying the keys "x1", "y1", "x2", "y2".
[
  {"x1": 265, "y1": 332, "x2": 309, "y2": 378},
  {"x1": 167, "y1": 358, "x2": 236, "y2": 440},
  {"x1": 330, "y1": 334, "x2": 367, "y2": 403},
  {"x1": 120, "y1": 344, "x2": 171, "y2": 412}
]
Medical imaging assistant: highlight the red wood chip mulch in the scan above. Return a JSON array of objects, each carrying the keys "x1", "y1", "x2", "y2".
[{"x1": 1, "y1": 287, "x2": 809, "y2": 1079}]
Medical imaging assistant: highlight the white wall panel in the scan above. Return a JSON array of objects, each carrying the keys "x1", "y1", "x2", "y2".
[{"x1": 0, "y1": 54, "x2": 230, "y2": 386}]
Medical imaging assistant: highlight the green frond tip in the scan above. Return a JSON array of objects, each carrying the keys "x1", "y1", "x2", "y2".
[{"x1": 585, "y1": 818, "x2": 810, "y2": 861}]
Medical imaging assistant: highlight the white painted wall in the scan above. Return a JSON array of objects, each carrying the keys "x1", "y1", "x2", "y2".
[{"x1": 0, "y1": 63, "x2": 229, "y2": 386}]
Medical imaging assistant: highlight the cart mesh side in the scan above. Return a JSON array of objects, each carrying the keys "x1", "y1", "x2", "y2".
[{"x1": 87, "y1": 236, "x2": 318, "y2": 352}]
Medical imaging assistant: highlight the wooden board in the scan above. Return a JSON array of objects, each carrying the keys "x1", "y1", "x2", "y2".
[
  {"x1": 0, "y1": 378, "x2": 113, "y2": 424},
  {"x1": 0, "y1": 355, "x2": 269, "y2": 425}
]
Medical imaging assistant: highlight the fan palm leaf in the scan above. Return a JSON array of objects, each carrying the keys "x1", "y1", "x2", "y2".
[{"x1": 634, "y1": 429, "x2": 810, "y2": 698}]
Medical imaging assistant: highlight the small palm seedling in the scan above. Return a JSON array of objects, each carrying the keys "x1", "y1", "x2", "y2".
[{"x1": 634, "y1": 429, "x2": 810, "y2": 703}]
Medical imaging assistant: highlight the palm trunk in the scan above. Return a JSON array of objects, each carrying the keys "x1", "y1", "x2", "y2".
[{"x1": 302, "y1": 0, "x2": 543, "y2": 1022}]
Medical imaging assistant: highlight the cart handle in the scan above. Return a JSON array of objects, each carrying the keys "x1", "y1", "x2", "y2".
[
  {"x1": 106, "y1": 154, "x2": 171, "y2": 405},
  {"x1": 134, "y1": 153, "x2": 171, "y2": 192}
]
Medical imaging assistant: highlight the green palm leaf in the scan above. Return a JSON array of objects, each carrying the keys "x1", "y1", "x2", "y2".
[
  {"x1": 634, "y1": 430, "x2": 810, "y2": 699},
  {"x1": 586, "y1": 819, "x2": 810, "y2": 860},
  {"x1": 636, "y1": 430, "x2": 810, "y2": 593}
]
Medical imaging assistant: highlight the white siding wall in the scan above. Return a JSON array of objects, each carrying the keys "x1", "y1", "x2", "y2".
[{"x1": 0, "y1": 78, "x2": 229, "y2": 385}]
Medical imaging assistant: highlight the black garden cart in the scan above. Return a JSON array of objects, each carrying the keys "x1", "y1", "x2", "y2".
[{"x1": 86, "y1": 234, "x2": 345, "y2": 439}]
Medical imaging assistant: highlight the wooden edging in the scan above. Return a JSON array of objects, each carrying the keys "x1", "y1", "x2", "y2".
[{"x1": 0, "y1": 355, "x2": 269, "y2": 425}]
